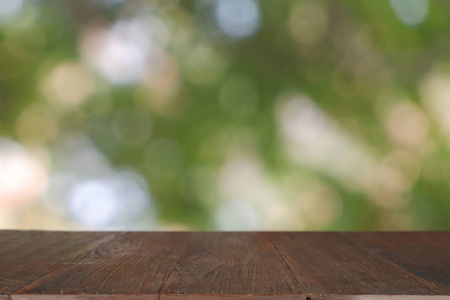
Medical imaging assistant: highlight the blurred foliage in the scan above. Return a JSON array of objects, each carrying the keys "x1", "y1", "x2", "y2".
[{"x1": 0, "y1": 0, "x2": 450, "y2": 230}]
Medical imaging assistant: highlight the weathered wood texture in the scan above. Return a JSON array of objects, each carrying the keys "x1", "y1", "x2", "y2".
[
  {"x1": 160, "y1": 295, "x2": 305, "y2": 300},
  {"x1": 0, "y1": 231, "x2": 448, "y2": 300},
  {"x1": 0, "y1": 231, "x2": 117, "y2": 294},
  {"x1": 161, "y1": 232, "x2": 302, "y2": 296},
  {"x1": 268, "y1": 232, "x2": 449, "y2": 296},
  {"x1": 341, "y1": 232, "x2": 450, "y2": 292},
  {"x1": 13, "y1": 232, "x2": 191, "y2": 299}
]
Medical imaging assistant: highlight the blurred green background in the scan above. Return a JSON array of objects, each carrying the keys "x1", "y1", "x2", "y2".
[{"x1": 0, "y1": 0, "x2": 449, "y2": 231}]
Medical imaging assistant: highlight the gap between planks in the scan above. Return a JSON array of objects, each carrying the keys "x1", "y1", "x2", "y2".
[
  {"x1": 265, "y1": 233, "x2": 305, "y2": 295},
  {"x1": 157, "y1": 246, "x2": 186, "y2": 295}
]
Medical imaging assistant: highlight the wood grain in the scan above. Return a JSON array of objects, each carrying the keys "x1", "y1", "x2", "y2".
[
  {"x1": 13, "y1": 232, "x2": 192, "y2": 298},
  {"x1": 341, "y1": 232, "x2": 450, "y2": 292},
  {"x1": 161, "y1": 295, "x2": 305, "y2": 300},
  {"x1": 13, "y1": 295, "x2": 153, "y2": 300},
  {"x1": 314, "y1": 296, "x2": 450, "y2": 300},
  {"x1": 0, "y1": 231, "x2": 117, "y2": 294},
  {"x1": 269, "y1": 232, "x2": 449, "y2": 297},
  {"x1": 1, "y1": 231, "x2": 449, "y2": 299},
  {"x1": 161, "y1": 232, "x2": 302, "y2": 296}
]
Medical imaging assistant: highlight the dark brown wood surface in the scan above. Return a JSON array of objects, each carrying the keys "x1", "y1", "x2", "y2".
[
  {"x1": 0, "y1": 231, "x2": 449, "y2": 300},
  {"x1": 161, "y1": 232, "x2": 302, "y2": 296},
  {"x1": 0, "y1": 231, "x2": 117, "y2": 297},
  {"x1": 341, "y1": 232, "x2": 450, "y2": 292},
  {"x1": 269, "y1": 232, "x2": 448, "y2": 296}
]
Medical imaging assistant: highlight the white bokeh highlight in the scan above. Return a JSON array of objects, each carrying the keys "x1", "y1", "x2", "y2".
[
  {"x1": 277, "y1": 95, "x2": 376, "y2": 189},
  {"x1": 81, "y1": 14, "x2": 170, "y2": 85},
  {"x1": 44, "y1": 137, "x2": 153, "y2": 229},
  {"x1": 215, "y1": 0, "x2": 260, "y2": 38},
  {"x1": 68, "y1": 172, "x2": 149, "y2": 228},
  {"x1": 389, "y1": 0, "x2": 429, "y2": 26},
  {"x1": 0, "y1": 0, "x2": 24, "y2": 20},
  {"x1": 0, "y1": 138, "x2": 47, "y2": 209},
  {"x1": 215, "y1": 199, "x2": 261, "y2": 230}
]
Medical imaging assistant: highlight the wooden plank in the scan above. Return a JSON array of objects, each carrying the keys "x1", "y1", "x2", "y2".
[
  {"x1": 341, "y1": 232, "x2": 450, "y2": 293},
  {"x1": 314, "y1": 296, "x2": 450, "y2": 300},
  {"x1": 3, "y1": 231, "x2": 450, "y2": 299},
  {"x1": 161, "y1": 232, "x2": 303, "y2": 297},
  {"x1": 13, "y1": 232, "x2": 191, "y2": 298},
  {"x1": 13, "y1": 296, "x2": 152, "y2": 300},
  {"x1": 0, "y1": 231, "x2": 117, "y2": 295},
  {"x1": 269, "y1": 232, "x2": 448, "y2": 297},
  {"x1": 161, "y1": 295, "x2": 305, "y2": 300}
]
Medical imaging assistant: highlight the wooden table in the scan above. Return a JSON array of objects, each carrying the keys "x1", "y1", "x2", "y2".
[{"x1": 0, "y1": 231, "x2": 449, "y2": 299}]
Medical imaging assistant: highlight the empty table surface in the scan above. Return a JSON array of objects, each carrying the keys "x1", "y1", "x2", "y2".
[{"x1": 0, "y1": 231, "x2": 449, "y2": 299}]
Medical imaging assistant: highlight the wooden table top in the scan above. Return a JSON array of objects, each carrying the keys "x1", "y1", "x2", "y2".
[{"x1": 0, "y1": 231, "x2": 449, "y2": 299}]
